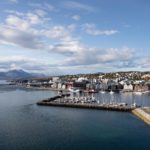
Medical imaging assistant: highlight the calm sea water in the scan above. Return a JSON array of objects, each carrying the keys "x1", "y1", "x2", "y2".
[{"x1": 0, "y1": 82, "x2": 150, "y2": 150}]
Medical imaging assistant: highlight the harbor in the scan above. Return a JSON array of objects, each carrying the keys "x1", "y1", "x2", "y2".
[
  {"x1": 1, "y1": 84, "x2": 150, "y2": 150},
  {"x1": 37, "y1": 91, "x2": 150, "y2": 125},
  {"x1": 37, "y1": 93, "x2": 137, "y2": 112}
]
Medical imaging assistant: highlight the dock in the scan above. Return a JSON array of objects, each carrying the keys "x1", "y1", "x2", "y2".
[{"x1": 37, "y1": 94, "x2": 135, "y2": 112}]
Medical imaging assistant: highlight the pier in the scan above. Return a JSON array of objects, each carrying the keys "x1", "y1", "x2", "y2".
[{"x1": 37, "y1": 94, "x2": 136, "y2": 112}]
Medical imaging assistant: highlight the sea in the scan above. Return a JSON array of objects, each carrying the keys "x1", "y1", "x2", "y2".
[{"x1": 0, "y1": 80, "x2": 150, "y2": 150}]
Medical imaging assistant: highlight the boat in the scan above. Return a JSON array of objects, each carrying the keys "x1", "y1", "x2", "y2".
[
  {"x1": 134, "y1": 92, "x2": 142, "y2": 95},
  {"x1": 88, "y1": 89, "x2": 98, "y2": 93},
  {"x1": 69, "y1": 87, "x2": 80, "y2": 93},
  {"x1": 100, "y1": 90, "x2": 106, "y2": 94},
  {"x1": 131, "y1": 103, "x2": 137, "y2": 107},
  {"x1": 118, "y1": 102, "x2": 127, "y2": 106},
  {"x1": 110, "y1": 90, "x2": 114, "y2": 94},
  {"x1": 58, "y1": 90, "x2": 63, "y2": 95}
]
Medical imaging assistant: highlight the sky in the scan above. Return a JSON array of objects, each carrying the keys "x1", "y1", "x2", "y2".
[{"x1": 0, "y1": 0, "x2": 150, "y2": 75}]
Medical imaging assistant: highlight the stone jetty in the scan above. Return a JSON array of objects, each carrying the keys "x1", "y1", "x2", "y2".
[
  {"x1": 132, "y1": 107, "x2": 150, "y2": 125},
  {"x1": 37, "y1": 94, "x2": 135, "y2": 112}
]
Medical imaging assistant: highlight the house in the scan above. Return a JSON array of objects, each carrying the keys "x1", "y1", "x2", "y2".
[
  {"x1": 99, "y1": 83, "x2": 108, "y2": 90},
  {"x1": 134, "y1": 84, "x2": 149, "y2": 92},
  {"x1": 51, "y1": 82, "x2": 57, "y2": 88},
  {"x1": 95, "y1": 83, "x2": 100, "y2": 90},
  {"x1": 66, "y1": 83, "x2": 73, "y2": 89},
  {"x1": 52, "y1": 77, "x2": 59, "y2": 82},
  {"x1": 145, "y1": 82, "x2": 150, "y2": 90},
  {"x1": 62, "y1": 84, "x2": 66, "y2": 89},
  {"x1": 73, "y1": 81, "x2": 87, "y2": 90},
  {"x1": 123, "y1": 84, "x2": 133, "y2": 91},
  {"x1": 57, "y1": 83, "x2": 62, "y2": 89}
]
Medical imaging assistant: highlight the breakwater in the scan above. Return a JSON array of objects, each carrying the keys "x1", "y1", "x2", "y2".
[
  {"x1": 37, "y1": 101, "x2": 133, "y2": 111},
  {"x1": 132, "y1": 107, "x2": 150, "y2": 125},
  {"x1": 39, "y1": 94, "x2": 70, "y2": 102},
  {"x1": 37, "y1": 94, "x2": 135, "y2": 112}
]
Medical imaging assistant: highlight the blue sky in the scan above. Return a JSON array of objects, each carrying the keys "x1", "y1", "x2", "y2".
[{"x1": 0, "y1": 0, "x2": 150, "y2": 75}]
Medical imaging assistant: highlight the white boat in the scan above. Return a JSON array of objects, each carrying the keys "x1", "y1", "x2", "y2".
[
  {"x1": 134, "y1": 92, "x2": 142, "y2": 95},
  {"x1": 131, "y1": 103, "x2": 137, "y2": 107},
  {"x1": 110, "y1": 90, "x2": 114, "y2": 94},
  {"x1": 100, "y1": 91, "x2": 106, "y2": 94},
  {"x1": 69, "y1": 87, "x2": 80, "y2": 93}
]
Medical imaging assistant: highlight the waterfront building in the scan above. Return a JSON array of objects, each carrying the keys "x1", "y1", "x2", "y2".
[
  {"x1": 134, "y1": 84, "x2": 149, "y2": 92},
  {"x1": 57, "y1": 83, "x2": 62, "y2": 89},
  {"x1": 123, "y1": 84, "x2": 133, "y2": 91},
  {"x1": 73, "y1": 81, "x2": 87, "y2": 90},
  {"x1": 52, "y1": 77, "x2": 60, "y2": 82},
  {"x1": 62, "y1": 84, "x2": 66, "y2": 89},
  {"x1": 51, "y1": 82, "x2": 58, "y2": 88}
]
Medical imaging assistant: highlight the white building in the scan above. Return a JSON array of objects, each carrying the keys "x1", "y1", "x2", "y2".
[
  {"x1": 77, "y1": 77, "x2": 88, "y2": 82},
  {"x1": 62, "y1": 84, "x2": 66, "y2": 89},
  {"x1": 123, "y1": 84, "x2": 133, "y2": 91},
  {"x1": 57, "y1": 83, "x2": 62, "y2": 89},
  {"x1": 51, "y1": 83, "x2": 57, "y2": 88},
  {"x1": 52, "y1": 77, "x2": 59, "y2": 82}
]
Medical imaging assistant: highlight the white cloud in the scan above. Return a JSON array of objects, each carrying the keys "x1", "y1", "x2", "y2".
[
  {"x1": 0, "y1": 55, "x2": 60, "y2": 73},
  {"x1": 4, "y1": 10, "x2": 24, "y2": 16},
  {"x1": 0, "y1": 10, "x2": 53, "y2": 50},
  {"x1": 34, "y1": 9, "x2": 47, "y2": 17},
  {"x1": 0, "y1": 24, "x2": 44, "y2": 49},
  {"x1": 62, "y1": 46, "x2": 135, "y2": 68},
  {"x1": 137, "y1": 58, "x2": 150, "y2": 68},
  {"x1": 41, "y1": 26, "x2": 71, "y2": 40},
  {"x1": 72, "y1": 15, "x2": 80, "y2": 21},
  {"x1": 9, "y1": 0, "x2": 18, "y2": 4},
  {"x1": 82, "y1": 23, "x2": 119, "y2": 36},
  {"x1": 63, "y1": 1, "x2": 95, "y2": 12},
  {"x1": 0, "y1": 9, "x2": 148, "y2": 73},
  {"x1": 49, "y1": 40, "x2": 84, "y2": 55},
  {"x1": 28, "y1": 2, "x2": 56, "y2": 12},
  {"x1": 0, "y1": 10, "x2": 77, "y2": 53},
  {"x1": 0, "y1": 11, "x2": 138, "y2": 72}
]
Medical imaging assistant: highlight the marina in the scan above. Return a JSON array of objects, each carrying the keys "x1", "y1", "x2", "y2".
[
  {"x1": 37, "y1": 93, "x2": 138, "y2": 112},
  {"x1": 37, "y1": 91, "x2": 150, "y2": 124}
]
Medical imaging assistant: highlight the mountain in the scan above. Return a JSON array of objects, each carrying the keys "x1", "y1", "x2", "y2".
[{"x1": 0, "y1": 69, "x2": 45, "y2": 80}]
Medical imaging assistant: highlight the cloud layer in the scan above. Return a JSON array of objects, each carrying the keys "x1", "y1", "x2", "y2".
[
  {"x1": 82, "y1": 23, "x2": 119, "y2": 36},
  {"x1": 0, "y1": 1, "x2": 149, "y2": 74}
]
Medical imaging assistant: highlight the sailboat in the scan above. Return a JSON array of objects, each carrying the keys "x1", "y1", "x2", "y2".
[{"x1": 110, "y1": 90, "x2": 114, "y2": 94}]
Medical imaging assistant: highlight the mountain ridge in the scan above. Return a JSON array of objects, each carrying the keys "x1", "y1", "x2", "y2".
[{"x1": 0, "y1": 69, "x2": 45, "y2": 80}]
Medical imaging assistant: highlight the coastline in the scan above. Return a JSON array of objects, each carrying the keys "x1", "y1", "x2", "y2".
[
  {"x1": 16, "y1": 85, "x2": 150, "y2": 94},
  {"x1": 19, "y1": 85, "x2": 69, "y2": 92}
]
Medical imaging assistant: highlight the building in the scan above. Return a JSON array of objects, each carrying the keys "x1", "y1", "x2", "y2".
[
  {"x1": 123, "y1": 84, "x2": 133, "y2": 91},
  {"x1": 134, "y1": 84, "x2": 149, "y2": 92}
]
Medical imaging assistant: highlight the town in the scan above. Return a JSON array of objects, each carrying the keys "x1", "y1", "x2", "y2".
[{"x1": 13, "y1": 71, "x2": 150, "y2": 94}]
